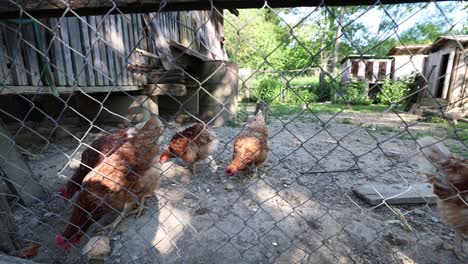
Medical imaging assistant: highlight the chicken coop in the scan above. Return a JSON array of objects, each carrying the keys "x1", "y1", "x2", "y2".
[
  {"x1": 386, "y1": 44, "x2": 428, "y2": 81},
  {"x1": 0, "y1": 1, "x2": 467, "y2": 264},
  {"x1": 416, "y1": 35, "x2": 468, "y2": 115},
  {"x1": 340, "y1": 55, "x2": 394, "y2": 84},
  {"x1": 0, "y1": 10, "x2": 238, "y2": 127}
]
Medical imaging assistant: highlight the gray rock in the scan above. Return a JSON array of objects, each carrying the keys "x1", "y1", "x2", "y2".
[{"x1": 225, "y1": 183, "x2": 234, "y2": 192}]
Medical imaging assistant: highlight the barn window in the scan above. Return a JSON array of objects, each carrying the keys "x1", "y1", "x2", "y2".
[
  {"x1": 365, "y1": 61, "x2": 374, "y2": 80},
  {"x1": 378, "y1": 61, "x2": 387, "y2": 79},
  {"x1": 351, "y1": 61, "x2": 359, "y2": 78}
]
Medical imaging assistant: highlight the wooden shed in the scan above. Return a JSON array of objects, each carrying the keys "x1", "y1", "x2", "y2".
[
  {"x1": 0, "y1": 10, "x2": 238, "y2": 125},
  {"x1": 386, "y1": 44, "x2": 428, "y2": 81},
  {"x1": 341, "y1": 55, "x2": 393, "y2": 84},
  {"x1": 417, "y1": 35, "x2": 468, "y2": 114}
]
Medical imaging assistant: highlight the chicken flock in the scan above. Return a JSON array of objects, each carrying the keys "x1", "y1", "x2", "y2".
[
  {"x1": 54, "y1": 113, "x2": 466, "y2": 260},
  {"x1": 56, "y1": 111, "x2": 269, "y2": 251}
]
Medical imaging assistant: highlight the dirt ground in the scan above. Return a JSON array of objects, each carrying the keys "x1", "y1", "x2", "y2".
[{"x1": 9, "y1": 110, "x2": 467, "y2": 264}]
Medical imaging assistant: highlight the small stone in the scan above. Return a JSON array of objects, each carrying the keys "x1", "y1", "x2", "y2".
[
  {"x1": 206, "y1": 189, "x2": 210, "y2": 193},
  {"x1": 384, "y1": 151, "x2": 401, "y2": 159},
  {"x1": 194, "y1": 207, "x2": 209, "y2": 215},
  {"x1": 283, "y1": 184, "x2": 288, "y2": 188},
  {"x1": 431, "y1": 217, "x2": 439, "y2": 223},
  {"x1": 82, "y1": 236, "x2": 111, "y2": 259},
  {"x1": 291, "y1": 213, "x2": 295, "y2": 217},
  {"x1": 111, "y1": 235, "x2": 121, "y2": 241},
  {"x1": 224, "y1": 183, "x2": 234, "y2": 192},
  {"x1": 412, "y1": 209, "x2": 425, "y2": 217},
  {"x1": 272, "y1": 242, "x2": 278, "y2": 246},
  {"x1": 14, "y1": 215, "x2": 24, "y2": 221},
  {"x1": 131, "y1": 256, "x2": 138, "y2": 261},
  {"x1": 69, "y1": 159, "x2": 81, "y2": 170},
  {"x1": 43, "y1": 212, "x2": 54, "y2": 217}
]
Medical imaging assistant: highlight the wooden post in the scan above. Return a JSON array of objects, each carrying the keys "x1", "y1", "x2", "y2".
[
  {"x1": 0, "y1": 121, "x2": 45, "y2": 206},
  {"x1": 255, "y1": 101, "x2": 268, "y2": 123},
  {"x1": 0, "y1": 172, "x2": 19, "y2": 253}
]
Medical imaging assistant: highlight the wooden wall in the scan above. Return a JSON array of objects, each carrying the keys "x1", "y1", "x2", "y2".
[
  {"x1": 0, "y1": 10, "x2": 226, "y2": 93},
  {"x1": 0, "y1": 14, "x2": 147, "y2": 91}
]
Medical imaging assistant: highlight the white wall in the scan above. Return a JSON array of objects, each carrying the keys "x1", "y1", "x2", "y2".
[{"x1": 392, "y1": 54, "x2": 426, "y2": 81}]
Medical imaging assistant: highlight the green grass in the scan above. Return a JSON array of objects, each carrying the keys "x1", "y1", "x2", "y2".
[
  {"x1": 269, "y1": 102, "x2": 388, "y2": 116},
  {"x1": 287, "y1": 76, "x2": 320, "y2": 88},
  {"x1": 449, "y1": 145, "x2": 468, "y2": 158},
  {"x1": 238, "y1": 102, "x2": 388, "y2": 118}
]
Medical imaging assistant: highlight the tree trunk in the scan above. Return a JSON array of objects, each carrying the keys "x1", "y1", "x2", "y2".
[{"x1": 330, "y1": 7, "x2": 345, "y2": 74}]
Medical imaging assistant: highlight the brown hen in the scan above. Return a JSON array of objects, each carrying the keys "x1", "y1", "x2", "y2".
[
  {"x1": 59, "y1": 124, "x2": 144, "y2": 199},
  {"x1": 419, "y1": 137, "x2": 467, "y2": 261},
  {"x1": 56, "y1": 118, "x2": 162, "y2": 251},
  {"x1": 225, "y1": 111, "x2": 269, "y2": 178},
  {"x1": 160, "y1": 123, "x2": 217, "y2": 174}
]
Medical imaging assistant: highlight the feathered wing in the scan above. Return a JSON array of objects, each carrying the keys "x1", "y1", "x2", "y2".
[{"x1": 57, "y1": 118, "x2": 162, "y2": 249}]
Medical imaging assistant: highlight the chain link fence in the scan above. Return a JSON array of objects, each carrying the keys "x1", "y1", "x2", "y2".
[{"x1": 0, "y1": 0, "x2": 467, "y2": 263}]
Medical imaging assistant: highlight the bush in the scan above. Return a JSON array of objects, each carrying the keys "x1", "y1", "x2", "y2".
[
  {"x1": 256, "y1": 78, "x2": 282, "y2": 103},
  {"x1": 315, "y1": 76, "x2": 340, "y2": 102},
  {"x1": 377, "y1": 78, "x2": 410, "y2": 105},
  {"x1": 333, "y1": 81, "x2": 372, "y2": 105},
  {"x1": 285, "y1": 88, "x2": 317, "y2": 104}
]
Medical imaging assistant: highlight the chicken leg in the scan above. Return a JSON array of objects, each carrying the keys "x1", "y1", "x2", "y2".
[
  {"x1": 191, "y1": 163, "x2": 197, "y2": 175},
  {"x1": 99, "y1": 202, "x2": 134, "y2": 235},
  {"x1": 129, "y1": 197, "x2": 146, "y2": 219}
]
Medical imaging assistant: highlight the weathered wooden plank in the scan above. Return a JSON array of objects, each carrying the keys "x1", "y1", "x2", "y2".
[
  {"x1": 169, "y1": 40, "x2": 211, "y2": 61},
  {"x1": 116, "y1": 15, "x2": 127, "y2": 85},
  {"x1": 0, "y1": 121, "x2": 45, "y2": 206},
  {"x1": 21, "y1": 25, "x2": 42, "y2": 85},
  {"x1": 80, "y1": 16, "x2": 96, "y2": 86},
  {"x1": 121, "y1": 15, "x2": 130, "y2": 85},
  {"x1": 58, "y1": 18, "x2": 75, "y2": 86},
  {"x1": 103, "y1": 15, "x2": 116, "y2": 85},
  {"x1": 125, "y1": 14, "x2": 135, "y2": 85},
  {"x1": 94, "y1": 16, "x2": 109, "y2": 86},
  {"x1": 353, "y1": 183, "x2": 437, "y2": 205},
  {"x1": 67, "y1": 17, "x2": 87, "y2": 86},
  {"x1": 0, "y1": 26, "x2": 13, "y2": 85},
  {"x1": 144, "y1": 13, "x2": 175, "y2": 70},
  {"x1": 1, "y1": 0, "x2": 449, "y2": 19},
  {"x1": 134, "y1": 13, "x2": 146, "y2": 85},
  {"x1": 144, "y1": 83, "x2": 186, "y2": 96},
  {"x1": 48, "y1": 18, "x2": 66, "y2": 86},
  {"x1": 109, "y1": 15, "x2": 120, "y2": 86},
  {"x1": 2, "y1": 24, "x2": 28, "y2": 85},
  {"x1": 0, "y1": 85, "x2": 142, "y2": 94},
  {"x1": 88, "y1": 16, "x2": 103, "y2": 86}
]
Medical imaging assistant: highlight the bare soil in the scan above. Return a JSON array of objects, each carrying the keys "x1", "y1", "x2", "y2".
[{"x1": 8, "y1": 111, "x2": 467, "y2": 264}]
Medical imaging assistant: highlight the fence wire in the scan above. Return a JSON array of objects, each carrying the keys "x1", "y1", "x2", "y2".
[{"x1": 0, "y1": 0, "x2": 467, "y2": 263}]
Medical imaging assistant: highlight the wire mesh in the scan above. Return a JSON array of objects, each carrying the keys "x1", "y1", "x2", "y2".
[{"x1": 0, "y1": 0, "x2": 467, "y2": 263}]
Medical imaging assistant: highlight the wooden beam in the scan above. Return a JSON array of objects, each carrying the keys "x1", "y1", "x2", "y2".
[
  {"x1": 0, "y1": 121, "x2": 45, "y2": 206},
  {"x1": 0, "y1": 184, "x2": 19, "y2": 253},
  {"x1": 0, "y1": 85, "x2": 143, "y2": 94},
  {"x1": 0, "y1": 0, "x2": 452, "y2": 19},
  {"x1": 144, "y1": 83, "x2": 187, "y2": 96}
]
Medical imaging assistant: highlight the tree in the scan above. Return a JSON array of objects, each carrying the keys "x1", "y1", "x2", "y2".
[{"x1": 224, "y1": 9, "x2": 288, "y2": 70}]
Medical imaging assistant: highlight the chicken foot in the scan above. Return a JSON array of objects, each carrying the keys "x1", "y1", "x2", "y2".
[
  {"x1": 191, "y1": 163, "x2": 197, "y2": 175},
  {"x1": 207, "y1": 156, "x2": 218, "y2": 174},
  {"x1": 454, "y1": 231, "x2": 467, "y2": 261},
  {"x1": 128, "y1": 197, "x2": 146, "y2": 219}
]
